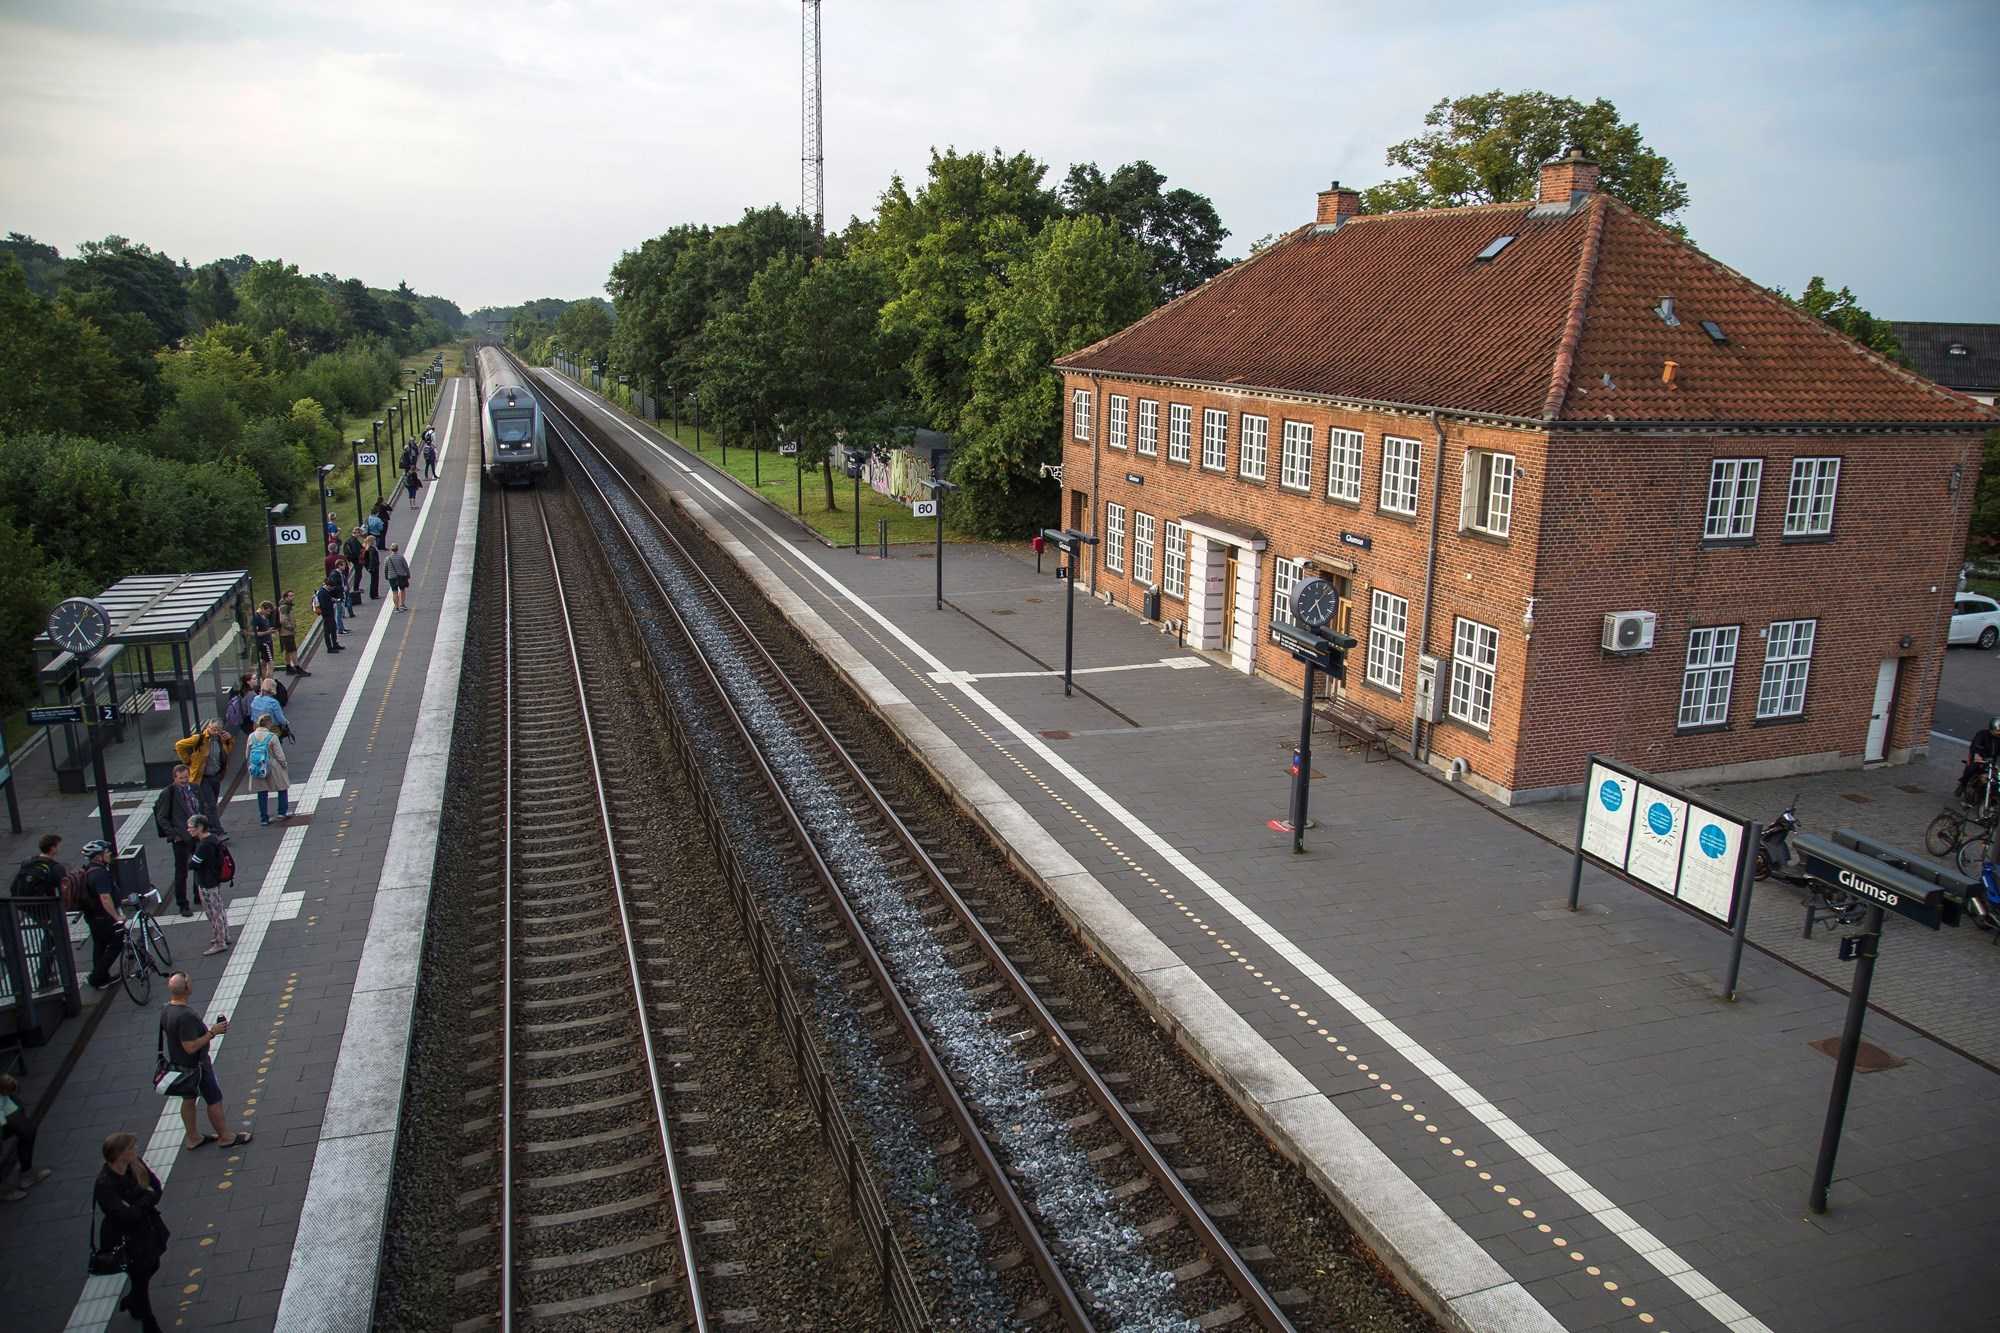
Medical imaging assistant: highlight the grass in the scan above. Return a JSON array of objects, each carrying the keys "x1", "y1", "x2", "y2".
[
  {"x1": 248, "y1": 344, "x2": 460, "y2": 611},
  {"x1": 1968, "y1": 577, "x2": 2000, "y2": 599},
  {"x1": 564, "y1": 372, "x2": 954, "y2": 547}
]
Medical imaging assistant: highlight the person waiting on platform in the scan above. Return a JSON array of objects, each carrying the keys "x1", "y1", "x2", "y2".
[
  {"x1": 173, "y1": 722, "x2": 232, "y2": 827},
  {"x1": 1958, "y1": 718, "x2": 2000, "y2": 806},
  {"x1": 93, "y1": 1131, "x2": 169, "y2": 1333}
]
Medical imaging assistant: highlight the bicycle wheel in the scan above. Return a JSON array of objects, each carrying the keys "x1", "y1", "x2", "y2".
[
  {"x1": 120, "y1": 938, "x2": 151, "y2": 1004},
  {"x1": 144, "y1": 915, "x2": 173, "y2": 968},
  {"x1": 1926, "y1": 812, "x2": 1963, "y2": 857},
  {"x1": 1957, "y1": 835, "x2": 1993, "y2": 877}
]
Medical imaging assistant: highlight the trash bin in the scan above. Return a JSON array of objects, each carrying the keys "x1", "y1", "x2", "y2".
[{"x1": 1142, "y1": 588, "x2": 1161, "y2": 621}]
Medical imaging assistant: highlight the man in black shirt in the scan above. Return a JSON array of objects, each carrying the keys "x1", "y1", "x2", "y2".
[
  {"x1": 154, "y1": 767, "x2": 209, "y2": 917},
  {"x1": 1959, "y1": 717, "x2": 2000, "y2": 805},
  {"x1": 159, "y1": 972, "x2": 249, "y2": 1151},
  {"x1": 11, "y1": 834, "x2": 64, "y2": 990},
  {"x1": 76, "y1": 840, "x2": 123, "y2": 990}
]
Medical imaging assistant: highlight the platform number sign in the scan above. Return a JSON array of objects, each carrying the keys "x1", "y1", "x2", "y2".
[
  {"x1": 911, "y1": 500, "x2": 938, "y2": 519},
  {"x1": 356, "y1": 451, "x2": 379, "y2": 467},
  {"x1": 272, "y1": 524, "x2": 309, "y2": 546}
]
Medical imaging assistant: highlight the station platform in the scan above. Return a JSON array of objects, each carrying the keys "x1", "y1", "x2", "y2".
[
  {"x1": 539, "y1": 369, "x2": 2000, "y2": 1333},
  {"x1": 0, "y1": 376, "x2": 478, "y2": 1332}
]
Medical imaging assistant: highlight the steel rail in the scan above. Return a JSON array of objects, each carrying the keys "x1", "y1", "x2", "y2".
[
  {"x1": 535, "y1": 365, "x2": 1297, "y2": 1331},
  {"x1": 531, "y1": 387, "x2": 1096, "y2": 1330},
  {"x1": 499, "y1": 478, "x2": 516, "y2": 1333},
  {"x1": 496, "y1": 487, "x2": 711, "y2": 1331}
]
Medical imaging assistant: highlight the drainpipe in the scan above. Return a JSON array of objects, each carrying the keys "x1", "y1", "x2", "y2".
[
  {"x1": 1089, "y1": 375, "x2": 1103, "y2": 593},
  {"x1": 1415, "y1": 410, "x2": 1447, "y2": 763}
]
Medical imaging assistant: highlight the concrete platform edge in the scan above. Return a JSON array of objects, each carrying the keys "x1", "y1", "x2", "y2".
[
  {"x1": 663, "y1": 480, "x2": 1562, "y2": 1333},
  {"x1": 272, "y1": 425, "x2": 482, "y2": 1332}
]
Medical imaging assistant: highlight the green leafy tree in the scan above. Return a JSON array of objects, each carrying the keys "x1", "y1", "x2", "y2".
[
  {"x1": 332, "y1": 277, "x2": 392, "y2": 339},
  {"x1": 554, "y1": 299, "x2": 615, "y2": 368},
  {"x1": 607, "y1": 223, "x2": 713, "y2": 397},
  {"x1": 957, "y1": 215, "x2": 1155, "y2": 536},
  {"x1": 700, "y1": 259, "x2": 797, "y2": 464},
  {"x1": 1, "y1": 233, "x2": 69, "y2": 297},
  {"x1": 1059, "y1": 161, "x2": 1229, "y2": 301},
  {"x1": 1361, "y1": 90, "x2": 1690, "y2": 231},
  {"x1": 1776, "y1": 276, "x2": 1905, "y2": 362},
  {"x1": 784, "y1": 253, "x2": 909, "y2": 508},
  {"x1": 1969, "y1": 428, "x2": 2000, "y2": 558},
  {"x1": 238, "y1": 259, "x2": 340, "y2": 354},
  {"x1": 65, "y1": 235, "x2": 188, "y2": 346},
  {"x1": 186, "y1": 260, "x2": 239, "y2": 329},
  {"x1": 0, "y1": 261, "x2": 141, "y2": 436},
  {"x1": 0, "y1": 512, "x2": 65, "y2": 712}
]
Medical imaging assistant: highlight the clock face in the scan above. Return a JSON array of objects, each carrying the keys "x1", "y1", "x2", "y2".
[
  {"x1": 48, "y1": 598, "x2": 113, "y2": 655},
  {"x1": 1292, "y1": 577, "x2": 1339, "y2": 631}
]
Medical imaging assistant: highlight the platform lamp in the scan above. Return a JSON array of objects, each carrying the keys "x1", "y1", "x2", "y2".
[
  {"x1": 386, "y1": 402, "x2": 400, "y2": 463},
  {"x1": 264, "y1": 504, "x2": 289, "y2": 607},
  {"x1": 316, "y1": 463, "x2": 336, "y2": 552},
  {"x1": 1039, "y1": 528, "x2": 1101, "y2": 697},
  {"x1": 920, "y1": 476, "x2": 958, "y2": 611},
  {"x1": 843, "y1": 446, "x2": 869, "y2": 554},
  {"x1": 372, "y1": 419, "x2": 386, "y2": 501},
  {"x1": 350, "y1": 439, "x2": 367, "y2": 526}
]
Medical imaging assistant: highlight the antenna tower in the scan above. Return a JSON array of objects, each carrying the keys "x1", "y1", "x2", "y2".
[{"x1": 802, "y1": 1, "x2": 824, "y2": 250}]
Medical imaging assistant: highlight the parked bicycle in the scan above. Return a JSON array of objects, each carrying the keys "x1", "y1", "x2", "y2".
[
  {"x1": 117, "y1": 887, "x2": 173, "y2": 1005},
  {"x1": 1925, "y1": 764, "x2": 1997, "y2": 871}
]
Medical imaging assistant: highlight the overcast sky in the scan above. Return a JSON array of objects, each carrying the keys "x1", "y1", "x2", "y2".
[{"x1": 3, "y1": 0, "x2": 1995, "y2": 320}]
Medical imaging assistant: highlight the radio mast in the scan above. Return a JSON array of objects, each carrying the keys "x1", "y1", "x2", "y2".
[{"x1": 802, "y1": 1, "x2": 824, "y2": 252}]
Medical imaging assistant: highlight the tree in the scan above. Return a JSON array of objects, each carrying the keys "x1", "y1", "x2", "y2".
[
  {"x1": 553, "y1": 299, "x2": 615, "y2": 368},
  {"x1": 65, "y1": 236, "x2": 188, "y2": 346},
  {"x1": 332, "y1": 277, "x2": 393, "y2": 339},
  {"x1": 186, "y1": 260, "x2": 239, "y2": 329},
  {"x1": 1777, "y1": 276, "x2": 1905, "y2": 362},
  {"x1": 956, "y1": 215, "x2": 1155, "y2": 536},
  {"x1": 607, "y1": 224, "x2": 713, "y2": 396},
  {"x1": 1361, "y1": 91, "x2": 1690, "y2": 231},
  {"x1": 1059, "y1": 161, "x2": 1229, "y2": 301},
  {"x1": 783, "y1": 253, "x2": 908, "y2": 508},
  {"x1": 1969, "y1": 429, "x2": 2000, "y2": 558},
  {"x1": 0, "y1": 261, "x2": 142, "y2": 436},
  {"x1": 1, "y1": 233, "x2": 68, "y2": 297},
  {"x1": 238, "y1": 259, "x2": 340, "y2": 354}
]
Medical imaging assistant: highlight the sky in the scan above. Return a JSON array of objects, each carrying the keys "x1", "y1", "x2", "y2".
[{"x1": 2, "y1": 0, "x2": 1995, "y2": 321}]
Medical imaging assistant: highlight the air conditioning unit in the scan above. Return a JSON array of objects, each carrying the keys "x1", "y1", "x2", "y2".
[{"x1": 1601, "y1": 611, "x2": 1657, "y2": 654}]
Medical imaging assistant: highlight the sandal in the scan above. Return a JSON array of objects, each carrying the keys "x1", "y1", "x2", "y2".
[
  {"x1": 185, "y1": 1134, "x2": 218, "y2": 1151},
  {"x1": 217, "y1": 1131, "x2": 253, "y2": 1148}
]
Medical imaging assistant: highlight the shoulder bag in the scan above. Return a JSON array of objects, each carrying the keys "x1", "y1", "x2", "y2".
[{"x1": 153, "y1": 1021, "x2": 198, "y2": 1097}]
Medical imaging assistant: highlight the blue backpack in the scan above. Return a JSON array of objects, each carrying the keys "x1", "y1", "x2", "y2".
[{"x1": 248, "y1": 732, "x2": 272, "y2": 779}]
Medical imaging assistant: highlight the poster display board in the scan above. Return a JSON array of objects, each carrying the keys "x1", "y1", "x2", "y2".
[{"x1": 1575, "y1": 756, "x2": 1749, "y2": 927}]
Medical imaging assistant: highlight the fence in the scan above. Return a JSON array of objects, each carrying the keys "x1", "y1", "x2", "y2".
[{"x1": 0, "y1": 896, "x2": 81, "y2": 1048}]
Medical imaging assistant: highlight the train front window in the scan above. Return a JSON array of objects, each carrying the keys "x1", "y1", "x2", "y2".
[{"x1": 494, "y1": 413, "x2": 533, "y2": 445}]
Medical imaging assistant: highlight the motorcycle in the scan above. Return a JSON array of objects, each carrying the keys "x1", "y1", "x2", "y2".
[
  {"x1": 1964, "y1": 857, "x2": 2000, "y2": 939},
  {"x1": 1753, "y1": 797, "x2": 1802, "y2": 881}
]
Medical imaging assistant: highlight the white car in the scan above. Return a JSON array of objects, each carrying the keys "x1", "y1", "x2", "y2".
[{"x1": 1951, "y1": 593, "x2": 2000, "y2": 649}]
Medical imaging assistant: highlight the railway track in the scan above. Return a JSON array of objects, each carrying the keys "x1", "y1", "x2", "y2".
[
  {"x1": 452, "y1": 485, "x2": 710, "y2": 1332},
  {"x1": 529, "y1": 362, "x2": 1299, "y2": 1332}
]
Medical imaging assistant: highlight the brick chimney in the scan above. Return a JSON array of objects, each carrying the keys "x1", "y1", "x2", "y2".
[
  {"x1": 1538, "y1": 149, "x2": 1600, "y2": 206},
  {"x1": 1316, "y1": 180, "x2": 1362, "y2": 227}
]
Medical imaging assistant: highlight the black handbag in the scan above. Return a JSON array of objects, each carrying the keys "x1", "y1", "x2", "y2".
[{"x1": 88, "y1": 1197, "x2": 127, "y2": 1275}]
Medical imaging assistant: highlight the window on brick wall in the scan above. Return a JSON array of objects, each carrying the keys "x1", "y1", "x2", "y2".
[
  {"x1": 1448, "y1": 617, "x2": 1498, "y2": 730},
  {"x1": 1201, "y1": 408, "x2": 1227, "y2": 470},
  {"x1": 1703, "y1": 459, "x2": 1761, "y2": 540},
  {"x1": 1107, "y1": 394, "x2": 1129, "y2": 450},
  {"x1": 1104, "y1": 502, "x2": 1126, "y2": 573},
  {"x1": 1783, "y1": 457, "x2": 1839, "y2": 536},
  {"x1": 1072, "y1": 388, "x2": 1091, "y2": 440},
  {"x1": 1167, "y1": 404, "x2": 1192, "y2": 463},
  {"x1": 1280, "y1": 420, "x2": 1313, "y2": 491},
  {"x1": 1132, "y1": 511, "x2": 1156, "y2": 586},
  {"x1": 1381, "y1": 436, "x2": 1421, "y2": 515},
  {"x1": 1327, "y1": 428, "x2": 1363, "y2": 502},
  {"x1": 1756, "y1": 619, "x2": 1816, "y2": 718},
  {"x1": 1136, "y1": 399, "x2": 1158, "y2": 456},
  {"x1": 1367, "y1": 590, "x2": 1409, "y2": 694},
  {"x1": 1270, "y1": 556, "x2": 1303, "y2": 642},
  {"x1": 1461, "y1": 450, "x2": 1516, "y2": 537},
  {"x1": 1678, "y1": 626, "x2": 1738, "y2": 728},
  {"x1": 1162, "y1": 522, "x2": 1187, "y2": 597},
  {"x1": 1239, "y1": 414, "x2": 1269, "y2": 481}
]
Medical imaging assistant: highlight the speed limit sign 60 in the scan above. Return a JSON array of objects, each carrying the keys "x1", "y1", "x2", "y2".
[{"x1": 273, "y1": 524, "x2": 309, "y2": 546}]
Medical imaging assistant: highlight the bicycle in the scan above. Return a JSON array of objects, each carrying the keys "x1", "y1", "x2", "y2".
[
  {"x1": 117, "y1": 888, "x2": 173, "y2": 1005},
  {"x1": 1925, "y1": 766, "x2": 1997, "y2": 862}
]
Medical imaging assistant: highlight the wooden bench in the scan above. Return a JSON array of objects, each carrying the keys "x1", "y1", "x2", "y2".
[{"x1": 1313, "y1": 691, "x2": 1397, "y2": 762}]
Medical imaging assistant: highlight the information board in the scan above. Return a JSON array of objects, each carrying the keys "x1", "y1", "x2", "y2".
[
  {"x1": 1627, "y1": 784, "x2": 1688, "y2": 894},
  {"x1": 1676, "y1": 811, "x2": 1743, "y2": 922},
  {"x1": 1575, "y1": 755, "x2": 1750, "y2": 927},
  {"x1": 1580, "y1": 764, "x2": 1637, "y2": 865}
]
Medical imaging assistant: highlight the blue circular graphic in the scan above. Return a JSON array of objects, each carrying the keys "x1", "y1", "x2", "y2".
[
  {"x1": 1598, "y1": 780, "x2": 1623, "y2": 811},
  {"x1": 1698, "y1": 824, "x2": 1727, "y2": 858},
  {"x1": 1646, "y1": 802, "x2": 1674, "y2": 836}
]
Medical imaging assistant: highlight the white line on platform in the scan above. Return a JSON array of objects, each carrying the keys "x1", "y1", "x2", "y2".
[
  {"x1": 555, "y1": 383, "x2": 1775, "y2": 1333},
  {"x1": 64, "y1": 387, "x2": 462, "y2": 1333},
  {"x1": 929, "y1": 655, "x2": 1205, "y2": 684},
  {"x1": 1932, "y1": 728, "x2": 1970, "y2": 745}
]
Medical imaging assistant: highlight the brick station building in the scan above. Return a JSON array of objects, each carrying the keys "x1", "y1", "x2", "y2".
[{"x1": 1055, "y1": 153, "x2": 1993, "y2": 804}]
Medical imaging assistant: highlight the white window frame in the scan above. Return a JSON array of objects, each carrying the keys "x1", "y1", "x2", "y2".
[
  {"x1": 1131, "y1": 510, "x2": 1156, "y2": 586},
  {"x1": 1136, "y1": 399, "x2": 1158, "y2": 457},
  {"x1": 1238, "y1": 414, "x2": 1269, "y2": 481},
  {"x1": 1678, "y1": 626, "x2": 1738, "y2": 729},
  {"x1": 1072, "y1": 388, "x2": 1091, "y2": 441},
  {"x1": 1270, "y1": 556, "x2": 1304, "y2": 642},
  {"x1": 1201, "y1": 408, "x2": 1228, "y2": 471},
  {"x1": 1703, "y1": 458, "x2": 1762, "y2": 540},
  {"x1": 1783, "y1": 457, "x2": 1839, "y2": 537},
  {"x1": 1367, "y1": 590, "x2": 1409, "y2": 694},
  {"x1": 1162, "y1": 522, "x2": 1187, "y2": 598},
  {"x1": 1381, "y1": 435, "x2": 1421, "y2": 515},
  {"x1": 1280, "y1": 420, "x2": 1313, "y2": 492},
  {"x1": 1448, "y1": 617, "x2": 1498, "y2": 730},
  {"x1": 1104, "y1": 501, "x2": 1126, "y2": 573},
  {"x1": 1327, "y1": 428, "x2": 1363, "y2": 502},
  {"x1": 1461, "y1": 450, "x2": 1516, "y2": 538},
  {"x1": 1167, "y1": 404, "x2": 1192, "y2": 463},
  {"x1": 1757, "y1": 619, "x2": 1816, "y2": 719},
  {"x1": 1107, "y1": 394, "x2": 1129, "y2": 450}
]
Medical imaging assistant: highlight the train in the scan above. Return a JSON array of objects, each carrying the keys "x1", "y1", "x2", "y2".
[{"x1": 476, "y1": 345, "x2": 549, "y2": 485}]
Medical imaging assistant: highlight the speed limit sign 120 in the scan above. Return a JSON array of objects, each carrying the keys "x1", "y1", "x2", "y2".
[{"x1": 273, "y1": 524, "x2": 309, "y2": 546}]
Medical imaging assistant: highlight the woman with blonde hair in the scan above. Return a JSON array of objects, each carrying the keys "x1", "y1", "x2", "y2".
[{"x1": 93, "y1": 1130, "x2": 168, "y2": 1332}]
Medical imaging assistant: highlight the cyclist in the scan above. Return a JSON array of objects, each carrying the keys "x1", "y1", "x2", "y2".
[
  {"x1": 1958, "y1": 717, "x2": 2000, "y2": 805},
  {"x1": 75, "y1": 840, "x2": 124, "y2": 990}
]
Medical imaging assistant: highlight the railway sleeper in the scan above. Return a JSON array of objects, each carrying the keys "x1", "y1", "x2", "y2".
[
  {"x1": 518, "y1": 1230, "x2": 669, "y2": 1274},
  {"x1": 1194, "y1": 1300, "x2": 1248, "y2": 1329}
]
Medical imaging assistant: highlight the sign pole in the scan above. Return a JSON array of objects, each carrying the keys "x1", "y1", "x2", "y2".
[
  {"x1": 935, "y1": 501, "x2": 944, "y2": 611},
  {"x1": 852, "y1": 471, "x2": 861, "y2": 555},
  {"x1": 81, "y1": 676, "x2": 117, "y2": 853},
  {"x1": 266, "y1": 513, "x2": 283, "y2": 607},
  {"x1": 1809, "y1": 905, "x2": 1882, "y2": 1213},
  {"x1": 350, "y1": 440, "x2": 364, "y2": 526},
  {"x1": 1063, "y1": 546, "x2": 1077, "y2": 697},
  {"x1": 1723, "y1": 845, "x2": 1755, "y2": 1001},
  {"x1": 1290, "y1": 661, "x2": 1316, "y2": 853},
  {"x1": 1568, "y1": 792, "x2": 1590, "y2": 911}
]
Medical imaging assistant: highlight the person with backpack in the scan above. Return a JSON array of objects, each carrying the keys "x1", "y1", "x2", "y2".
[
  {"x1": 247, "y1": 679, "x2": 291, "y2": 739},
  {"x1": 401, "y1": 440, "x2": 417, "y2": 472},
  {"x1": 313, "y1": 576, "x2": 344, "y2": 655},
  {"x1": 275, "y1": 591, "x2": 307, "y2": 677},
  {"x1": 12, "y1": 834, "x2": 65, "y2": 991},
  {"x1": 224, "y1": 673, "x2": 256, "y2": 738},
  {"x1": 154, "y1": 765, "x2": 209, "y2": 917},
  {"x1": 72, "y1": 840, "x2": 124, "y2": 989},
  {"x1": 423, "y1": 436, "x2": 438, "y2": 480},
  {"x1": 185, "y1": 817, "x2": 233, "y2": 956},
  {"x1": 246, "y1": 718, "x2": 290, "y2": 826}
]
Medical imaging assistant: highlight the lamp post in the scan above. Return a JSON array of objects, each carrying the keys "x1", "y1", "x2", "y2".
[
  {"x1": 920, "y1": 477, "x2": 958, "y2": 611},
  {"x1": 265, "y1": 503, "x2": 289, "y2": 606},
  {"x1": 1040, "y1": 528, "x2": 1100, "y2": 697},
  {"x1": 372, "y1": 420, "x2": 386, "y2": 502},
  {"x1": 350, "y1": 439, "x2": 366, "y2": 526},
  {"x1": 844, "y1": 447, "x2": 868, "y2": 554},
  {"x1": 387, "y1": 403, "x2": 400, "y2": 464},
  {"x1": 316, "y1": 463, "x2": 336, "y2": 554}
]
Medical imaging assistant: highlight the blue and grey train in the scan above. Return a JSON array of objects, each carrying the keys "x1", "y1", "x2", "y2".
[{"x1": 477, "y1": 346, "x2": 549, "y2": 485}]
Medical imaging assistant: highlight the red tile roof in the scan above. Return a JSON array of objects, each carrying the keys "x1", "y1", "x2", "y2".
[{"x1": 1056, "y1": 196, "x2": 1992, "y2": 428}]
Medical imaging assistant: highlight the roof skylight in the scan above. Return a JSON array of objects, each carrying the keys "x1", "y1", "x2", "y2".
[
  {"x1": 1700, "y1": 320, "x2": 1728, "y2": 344},
  {"x1": 1474, "y1": 235, "x2": 1515, "y2": 262}
]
